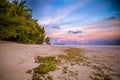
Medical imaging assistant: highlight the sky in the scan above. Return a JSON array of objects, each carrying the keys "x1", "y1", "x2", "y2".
[{"x1": 27, "y1": 0, "x2": 120, "y2": 45}]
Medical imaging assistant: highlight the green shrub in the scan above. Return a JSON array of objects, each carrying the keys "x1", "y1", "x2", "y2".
[{"x1": 0, "y1": 0, "x2": 46, "y2": 44}]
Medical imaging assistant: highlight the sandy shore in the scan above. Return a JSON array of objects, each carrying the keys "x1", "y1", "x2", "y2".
[
  {"x1": 0, "y1": 41, "x2": 120, "y2": 80},
  {"x1": 0, "y1": 41, "x2": 67, "y2": 80}
]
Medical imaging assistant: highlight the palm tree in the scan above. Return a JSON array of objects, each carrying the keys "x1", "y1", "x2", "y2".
[
  {"x1": 11, "y1": 0, "x2": 32, "y2": 18},
  {"x1": 12, "y1": 0, "x2": 19, "y2": 16},
  {"x1": 17, "y1": 0, "x2": 32, "y2": 18}
]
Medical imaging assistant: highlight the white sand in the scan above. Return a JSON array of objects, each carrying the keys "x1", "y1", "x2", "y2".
[
  {"x1": 0, "y1": 41, "x2": 120, "y2": 80},
  {"x1": 0, "y1": 41, "x2": 66, "y2": 80}
]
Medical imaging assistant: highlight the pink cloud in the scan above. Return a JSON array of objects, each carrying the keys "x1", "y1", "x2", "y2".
[{"x1": 46, "y1": 18, "x2": 120, "y2": 43}]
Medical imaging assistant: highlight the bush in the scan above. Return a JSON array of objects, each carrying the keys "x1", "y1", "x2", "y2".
[{"x1": 0, "y1": 0, "x2": 46, "y2": 44}]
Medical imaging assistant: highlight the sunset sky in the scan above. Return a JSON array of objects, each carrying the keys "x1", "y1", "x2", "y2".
[{"x1": 27, "y1": 0, "x2": 120, "y2": 45}]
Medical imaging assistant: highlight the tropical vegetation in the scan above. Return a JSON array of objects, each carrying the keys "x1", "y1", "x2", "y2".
[{"x1": 0, "y1": 0, "x2": 49, "y2": 44}]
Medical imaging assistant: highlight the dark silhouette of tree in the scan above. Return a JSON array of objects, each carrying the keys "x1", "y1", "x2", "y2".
[{"x1": 45, "y1": 37, "x2": 50, "y2": 44}]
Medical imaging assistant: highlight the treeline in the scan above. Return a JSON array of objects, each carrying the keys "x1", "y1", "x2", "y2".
[{"x1": 0, "y1": 0, "x2": 50, "y2": 44}]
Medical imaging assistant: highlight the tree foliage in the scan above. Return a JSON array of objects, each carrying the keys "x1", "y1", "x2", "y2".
[{"x1": 0, "y1": 0, "x2": 47, "y2": 44}]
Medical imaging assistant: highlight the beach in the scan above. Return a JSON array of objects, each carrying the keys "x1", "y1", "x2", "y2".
[{"x1": 0, "y1": 41, "x2": 120, "y2": 80}]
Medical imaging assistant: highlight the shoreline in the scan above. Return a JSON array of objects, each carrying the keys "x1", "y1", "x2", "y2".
[{"x1": 0, "y1": 41, "x2": 120, "y2": 80}]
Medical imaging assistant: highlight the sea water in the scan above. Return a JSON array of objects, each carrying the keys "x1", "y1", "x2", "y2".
[{"x1": 61, "y1": 45, "x2": 120, "y2": 51}]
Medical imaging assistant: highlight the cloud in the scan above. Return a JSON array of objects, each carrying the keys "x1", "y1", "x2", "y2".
[
  {"x1": 76, "y1": 18, "x2": 120, "y2": 33},
  {"x1": 105, "y1": 16, "x2": 117, "y2": 20},
  {"x1": 68, "y1": 30, "x2": 82, "y2": 34},
  {"x1": 37, "y1": 0, "x2": 90, "y2": 25},
  {"x1": 46, "y1": 17, "x2": 120, "y2": 45},
  {"x1": 52, "y1": 26, "x2": 61, "y2": 29}
]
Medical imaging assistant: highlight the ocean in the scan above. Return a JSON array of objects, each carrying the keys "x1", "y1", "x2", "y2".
[{"x1": 60, "y1": 45, "x2": 120, "y2": 51}]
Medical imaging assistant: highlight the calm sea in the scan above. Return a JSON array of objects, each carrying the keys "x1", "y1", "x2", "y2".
[{"x1": 60, "y1": 45, "x2": 120, "y2": 51}]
